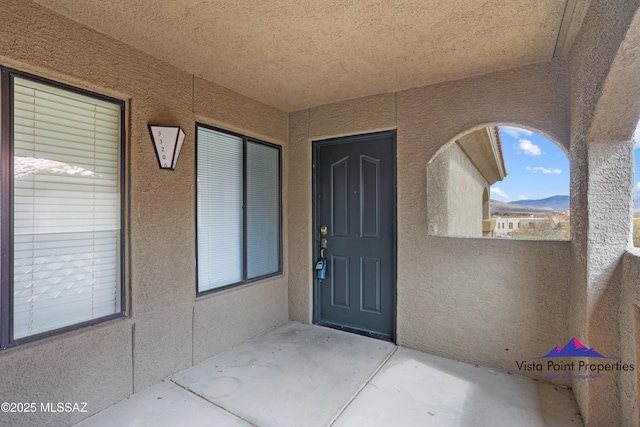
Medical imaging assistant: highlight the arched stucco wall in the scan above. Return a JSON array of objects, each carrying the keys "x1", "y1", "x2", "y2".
[
  {"x1": 396, "y1": 60, "x2": 571, "y2": 381},
  {"x1": 431, "y1": 122, "x2": 569, "y2": 159},
  {"x1": 288, "y1": 58, "x2": 572, "y2": 385}
]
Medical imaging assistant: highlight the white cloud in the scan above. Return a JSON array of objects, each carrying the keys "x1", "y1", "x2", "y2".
[
  {"x1": 517, "y1": 139, "x2": 542, "y2": 156},
  {"x1": 634, "y1": 123, "x2": 640, "y2": 150},
  {"x1": 526, "y1": 166, "x2": 562, "y2": 174},
  {"x1": 491, "y1": 187, "x2": 509, "y2": 199},
  {"x1": 501, "y1": 126, "x2": 534, "y2": 139},
  {"x1": 518, "y1": 196, "x2": 529, "y2": 200},
  {"x1": 637, "y1": 182, "x2": 640, "y2": 190}
]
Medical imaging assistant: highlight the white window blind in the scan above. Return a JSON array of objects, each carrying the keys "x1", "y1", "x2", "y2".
[
  {"x1": 246, "y1": 142, "x2": 280, "y2": 279},
  {"x1": 12, "y1": 77, "x2": 122, "y2": 339},
  {"x1": 197, "y1": 127, "x2": 243, "y2": 291}
]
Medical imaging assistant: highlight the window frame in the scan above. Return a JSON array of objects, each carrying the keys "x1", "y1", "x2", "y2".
[
  {"x1": 0, "y1": 66, "x2": 126, "y2": 349},
  {"x1": 195, "y1": 123, "x2": 283, "y2": 296}
]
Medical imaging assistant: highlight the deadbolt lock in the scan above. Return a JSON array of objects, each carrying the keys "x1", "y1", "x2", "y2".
[{"x1": 320, "y1": 225, "x2": 328, "y2": 236}]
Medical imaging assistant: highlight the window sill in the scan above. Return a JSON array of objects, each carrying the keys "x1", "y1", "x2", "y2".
[
  {"x1": 195, "y1": 271, "x2": 284, "y2": 300},
  {"x1": 0, "y1": 314, "x2": 129, "y2": 354}
]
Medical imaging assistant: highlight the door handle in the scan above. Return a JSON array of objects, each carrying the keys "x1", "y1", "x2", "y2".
[
  {"x1": 317, "y1": 227, "x2": 328, "y2": 280},
  {"x1": 320, "y1": 225, "x2": 328, "y2": 251}
]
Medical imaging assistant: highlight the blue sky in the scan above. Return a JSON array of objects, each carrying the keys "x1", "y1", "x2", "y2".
[{"x1": 490, "y1": 126, "x2": 569, "y2": 202}]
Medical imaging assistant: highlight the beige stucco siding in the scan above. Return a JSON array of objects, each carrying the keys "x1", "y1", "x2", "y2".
[
  {"x1": 427, "y1": 142, "x2": 489, "y2": 237},
  {"x1": 3, "y1": 0, "x2": 640, "y2": 425},
  {"x1": 566, "y1": 1, "x2": 640, "y2": 425},
  {"x1": 0, "y1": 0, "x2": 289, "y2": 425}
]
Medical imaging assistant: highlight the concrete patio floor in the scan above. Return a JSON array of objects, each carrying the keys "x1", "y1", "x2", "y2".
[{"x1": 75, "y1": 322, "x2": 583, "y2": 427}]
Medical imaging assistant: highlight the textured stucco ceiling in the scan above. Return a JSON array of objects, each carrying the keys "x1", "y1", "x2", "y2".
[{"x1": 33, "y1": 0, "x2": 571, "y2": 111}]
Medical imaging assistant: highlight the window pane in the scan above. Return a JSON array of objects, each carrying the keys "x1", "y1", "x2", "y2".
[
  {"x1": 197, "y1": 127, "x2": 243, "y2": 291},
  {"x1": 246, "y1": 142, "x2": 280, "y2": 279},
  {"x1": 12, "y1": 77, "x2": 121, "y2": 339}
]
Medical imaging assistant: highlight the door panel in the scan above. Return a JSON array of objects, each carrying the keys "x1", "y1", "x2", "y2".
[
  {"x1": 360, "y1": 156, "x2": 380, "y2": 237},
  {"x1": 331, "y1": 157, "x2": 349, "y2": 237},
  {"x1": 360, "y1": 257, "x2": 381, "y2": 313},
  {"x1": 331, "y1": 255, "x2": 350, "y2": 307},
  {"x1": 314, "y1": 132, "x2": 396, "y2": 340}
]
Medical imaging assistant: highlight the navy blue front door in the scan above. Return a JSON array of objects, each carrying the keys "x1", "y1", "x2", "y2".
[{"x1": 314, "y1": 131, "x2": 396, "y2": 340}]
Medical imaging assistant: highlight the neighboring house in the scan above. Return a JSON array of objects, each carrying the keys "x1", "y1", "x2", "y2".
[
  {"x1": 0, "y1": 2, "x2": 640, "y2": 427},
  {"x1": 494, "y1": 216, "x2": 552, "y2": 236},
  {"x1": 494, "y1": 211, "x2": 570, "y2": 236},
  {"x1": 427, "y1": 126, "x2": 506, "y2": 237}
]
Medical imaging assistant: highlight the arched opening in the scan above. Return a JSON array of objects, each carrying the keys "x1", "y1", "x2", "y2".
[
  {"x1": 427, "y1": 125, "x2": 570, "y2": 240},
  {"x1": 482, "y1": 187, "x2": 491, "y2": 237}
]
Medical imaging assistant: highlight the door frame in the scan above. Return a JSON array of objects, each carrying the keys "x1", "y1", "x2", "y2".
[{"x1": 311, "y1": 130, "x2": 398, "y2": 342}]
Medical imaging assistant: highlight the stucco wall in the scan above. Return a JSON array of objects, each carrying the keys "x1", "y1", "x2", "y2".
[
  {"x1": 620, "y1": 250, "x2": 640, "y2": 427},
  {"x1": 3, "y1": 1, "x2": 640, "y2": 426},
  {"x1": 567, "y1": 1, "x2": 640, "y2": 425},
  {"x1": 288, "y1": 59, "x2": 572, "y2": 384},
  {"x1": 427, "y1": 142, "x2": 488, "y2": 237},
  {"x1": 0, "y1": 1, "x2": 289, "y2": 425}
]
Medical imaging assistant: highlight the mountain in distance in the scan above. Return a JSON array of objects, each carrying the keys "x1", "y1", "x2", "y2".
[
  {"x1": 490, "y1": 200, "x2": 549, "y2": 214},
  {"x1": 492, "y1": 194, "x2": 640, "y2": 214},
  {"x1": 534, "y1": 337, "x2": 616, "y2": 359},
  {"x1": 491, "y1": 195, "x2": 569, "y2": 214}
]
